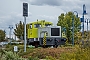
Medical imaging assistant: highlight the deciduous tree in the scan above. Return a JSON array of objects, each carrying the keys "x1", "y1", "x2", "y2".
[
  {"x1": 14, "y1": 21, "x2": 28, "y2": 40},
  {"x1": 0, "y1": 30, "x2": 6, "y2": 41},
  {"x1": 57, "y1": 12, "x2": 81, "y2": 43}
]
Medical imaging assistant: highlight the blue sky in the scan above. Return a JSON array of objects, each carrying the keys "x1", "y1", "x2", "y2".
[{"x1": 0, "y1": 0, "x2": 90, "y2": 38}]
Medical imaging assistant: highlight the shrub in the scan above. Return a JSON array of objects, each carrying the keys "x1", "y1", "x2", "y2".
[
  {"x1": 18, "y1": 48, "x2": 34, "y2": 57},
  {"x1": 46, "y1": 56, "x2": 56, "y2": 60},
  {"x1": 5, "y1": 45, "x2": 14, "y2": 52},
  {"x1": 28, "y1": 56, "x2": 39, "y2": 60},
  {"x1": 0, "y1": 50, "x2": 26, "y2": 60},
  {"x1": 5, "y1": 44, "x2": 10, "y2": 48},
  {"x1": 59, "y1": 47, "x2": 90, "y2": 60}
]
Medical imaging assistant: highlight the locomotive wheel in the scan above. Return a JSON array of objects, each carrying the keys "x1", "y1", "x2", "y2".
[
  {"x1": 35, "y1": 42, "x2": 38, "y2": 48},
  {"x1": 42, "y1": 45, "x2": 46, "y2": 48},
  {"x1": 53, "y1": 45, "x2": 58, "y2": 48},
  {"x1": 34, "y1": 41, "x2": 39, "y2": 48},
  {"x1": 35, "y1": 44, "x2": 38, "y2": 48}
]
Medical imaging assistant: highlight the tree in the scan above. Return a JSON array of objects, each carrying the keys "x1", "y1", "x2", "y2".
[
  {"x1": 0, "y1": 30, "x2": 6, "y2": 42},
  {"x1": 57, "y1": 12, "x2": 81, "y2": 43},
  {"x1": 14, "y1": 21, "x2": 24, "y2": 40},
  {"x1": 14, "y1": 21, "x2": 28, "y2": 40}
]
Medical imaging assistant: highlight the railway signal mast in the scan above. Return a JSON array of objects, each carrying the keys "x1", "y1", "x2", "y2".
[{"x1": 23, "y1": 3, "x2": 28, "y2": 52}]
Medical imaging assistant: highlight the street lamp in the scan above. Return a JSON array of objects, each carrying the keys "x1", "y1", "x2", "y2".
[
  {"x1": 62, "y1": 27, "x2": 66, "y2": 37},
  {"x1": 72, "y1": 11, "x2": 78, "y2": 46}
]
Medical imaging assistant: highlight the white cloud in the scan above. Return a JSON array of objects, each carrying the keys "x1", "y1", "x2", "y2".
[
  {"x1": 38, "y1": 15, "x2": 57, "y2": 20},
  {"x1": 0, "y1": 0, "x2": 90, "y2": 38},
  {"x1": 21, "y1": 0, "x2": 61, "y2": 6}
]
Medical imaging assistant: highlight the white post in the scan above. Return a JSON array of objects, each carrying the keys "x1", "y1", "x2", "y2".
[{"x1": 24, "y1": 16, "x2": 26, "y2": 52}]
